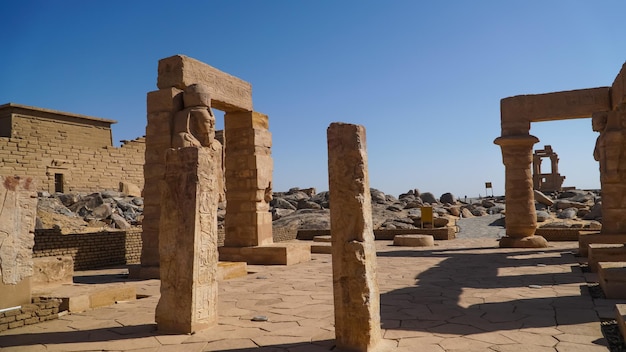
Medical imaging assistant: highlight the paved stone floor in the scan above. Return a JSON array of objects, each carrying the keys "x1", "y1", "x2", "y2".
[{"x1": 1, "y1": 238, "x2": 624, "y2": 351}]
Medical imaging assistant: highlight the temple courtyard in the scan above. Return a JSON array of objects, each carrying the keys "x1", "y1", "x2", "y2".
[{"x1": 0, "y1": 237, "x2": 622, "y2": 351}]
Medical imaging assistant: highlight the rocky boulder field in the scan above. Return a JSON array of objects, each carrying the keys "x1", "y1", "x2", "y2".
[{"x1": 36, "y1": 186, "x2": 603, "y2": 235}]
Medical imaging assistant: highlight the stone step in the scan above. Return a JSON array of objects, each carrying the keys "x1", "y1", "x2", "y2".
[
  {"x1": 588, "y1": 244, "x2": 626, "y2": 272},
  {"x1": 393, "y1": 235, "x2": 435, "y2": 247},
  {"x1": 578, "y1": 233, "x2": 626, "y2": 257},
  {"x1": 311, "y1": 243, "x2": 331, "y2": 254},
  {"x1": 598, "y1": 261, "x2": 626, "y2": 299},
  {"x1": 313, "y1": 235, "x2": 332, "y2": 243},
  {"x1": 34, "y1": 283, "x2": 136, "y2": 313},
  {"x1": 219, "y1": 242, "x2": 311, "y2": 265},
  {"x1": 617, "y1": 304, "x2": 626, "y2": 343}
]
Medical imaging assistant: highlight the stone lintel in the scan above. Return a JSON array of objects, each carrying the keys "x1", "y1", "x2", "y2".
[
  {"x1": 218, "y1": 243, "x2": 311, "y2": 265},
  {"x1": 612, "y1": 62, "x2": 626, "y2": 110},
  {"x1": 500, "y1": 87, "x2": 611, "y2": 127},
  {"x1": 578, "y1": 233, "x2": 626, "y2": 257},
  {"x1": 157, "y1": 55, "x2": 252, "y2": 112}
]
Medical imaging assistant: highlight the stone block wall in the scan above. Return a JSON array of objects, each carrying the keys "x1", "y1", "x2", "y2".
[
  {"x1": 32, "y1": 227, "x2": 294, "y2": 271},
  {"x1": 7, "y1": 112, "x2": 113, "y2": 148},
  {"x1": 0, "y1": 136, "x2": 145, "y2": 193},
  {"x1": 33, "y1": 229, "x2": 142, "y2": 270},
  {"x1": 0, "y1": 103, "x2": 145, "y2": 193},
  {"x1": 0, "y1": 298, "x2": 62, "y2": 332}
]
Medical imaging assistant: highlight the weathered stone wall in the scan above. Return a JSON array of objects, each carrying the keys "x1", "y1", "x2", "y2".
[
  {"x1": 33, "y1": 229, "x2": 142, "y2": 270},
  {"x1": 8, "y1": 112, "x2": 113, "y2": 148},
  {"x1": 0, "y1": 103, "x2": 145, "y2": 193},
  {"x1": 0, "y1": 137, "x2": 145, "y2": 193},
  {"x1": 0, "y1": 298, "x2": 62, "y2": 332},
  {"x1": 32, "y1": 227, "x2": 294, "y2": 271}
]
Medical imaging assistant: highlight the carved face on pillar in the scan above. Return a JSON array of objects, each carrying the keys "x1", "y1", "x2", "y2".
[{"x1": 172, "y1": 84, "x2": 216, "y2": 148}]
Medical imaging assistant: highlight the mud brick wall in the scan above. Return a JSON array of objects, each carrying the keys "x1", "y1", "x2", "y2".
[
  {"x1": 33, "y1": 229, "x2": 143, "y2": 270},
  {"x1": 0, "y1": 298, "x2": 62, "y2": 332},
  {"x1": 34, "y1": 227, "x2": 293, "y2": 271},
  {"x1": 0, "y1": 136, "x2": 145, "y2": 193},
  {"x1": 0, "y1": 104, "x2": 145, "y2": 193}
]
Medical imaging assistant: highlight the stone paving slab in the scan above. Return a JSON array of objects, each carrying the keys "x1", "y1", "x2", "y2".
[{"x1": 1, "y1": 238, "x2": 623, "y2": 351}]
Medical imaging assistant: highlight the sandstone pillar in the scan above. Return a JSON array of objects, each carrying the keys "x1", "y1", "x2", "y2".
[
  {"x1": 131, "y1": 88, "x2": 183, "y2": 279},
  {"x1": 327, "y1": 123, "x2": 382, "y2": 351},
  {"x1": 155, "y1": 147, "x2": 220, "y2": 333},
  {"x1": 223, "y1": 111, "x2": 273, "y2": 247},
  {"x1": 0, "y1": 176, "x2": 37, "y2": 309},
  {"x1": 594, "y1": 108, "x2": 626, "y2": 234},
  {"x1": 494, "y1": 135, "x2": 548, "y2": 248}
]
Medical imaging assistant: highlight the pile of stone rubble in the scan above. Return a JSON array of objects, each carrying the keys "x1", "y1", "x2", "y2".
[{"x1": 35, "y1": 187, "x2": 603, "y2": 234}]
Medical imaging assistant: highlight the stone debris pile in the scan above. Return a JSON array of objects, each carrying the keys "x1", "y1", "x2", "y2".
[
  {"x1": 36, "y1": 190, "x2": 144, "y2": 233},
  {"x1": 35, "y1": 187, "x2": 603, "y2": 234}
]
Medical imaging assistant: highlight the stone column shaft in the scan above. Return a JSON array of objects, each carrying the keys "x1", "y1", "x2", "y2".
[
  {"x1": 134, "y1": 88, "x2": 183, "y2": 278},
  {"x1": 223, "y1": 111, "x2": 273, "y2": 247},
  {"x1": 495, "y1": 134, "x2": 547, "y2": 248},
  {"x1": 599, "y1": 108, "x2": 626, "y2": 234},
  {"x1": 327, "y1": 123, "x2": 382, "y2": 351},
  {"x1": 155, "y1": 147, "x2": 219, "y2": 333}
]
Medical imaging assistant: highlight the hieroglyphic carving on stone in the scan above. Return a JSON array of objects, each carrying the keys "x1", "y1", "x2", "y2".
[
  {"x1": 0, "y1": 176, "x2": 37, "y2": 284},
  {"x1": 155, "y1": 146, "x2": 220, "y2": 333},
  {"x1": 327, "y1": 122, "x2": 382, "y2": 351}
]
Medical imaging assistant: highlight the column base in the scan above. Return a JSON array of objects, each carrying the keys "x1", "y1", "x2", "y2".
[
  {"x1": 499, "y1": 236, "x2": 548, "y2": 248},
  {"x1": 219, "y1": 243, "x2": 311, "y2": 265}
]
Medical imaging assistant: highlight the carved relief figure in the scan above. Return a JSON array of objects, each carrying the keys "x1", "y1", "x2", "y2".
[
  {"x1": 172, "y1": 83, "x2": 225, "y2": 201},
  {"x1": 594, "y1": 111, "x2": 623, "y2": 183},
  {"x1": 172, "y1": 84, "x2": 216, "y2": 148}
]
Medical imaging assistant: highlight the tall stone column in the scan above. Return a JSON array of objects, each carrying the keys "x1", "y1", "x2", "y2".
[
  {"x1": 0, "y1": 176, "x2": 37, "y2": 310},
  {"x1": 327, "y1": 123, "x2": 382, "y2": 351},
  {"x1": 131, "y1": 88, "x2": 183, "y2": 279},
  {"x1": 223, "y1": 111, "x2": 273, "y2": 247},
  {"x1": 594, "y1": 108, "x2": 626, "y2": 234},
  {"x1": 155, "y1": 146, "x2": 220, "y2": 334},
  {"x1": 494, "y1": 134, "x2": 548, "y2": 248}
]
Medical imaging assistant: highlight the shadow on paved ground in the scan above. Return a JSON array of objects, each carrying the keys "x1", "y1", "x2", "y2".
[{"x1": 378, "y1": 245, "x2": 605, "y2": 342}]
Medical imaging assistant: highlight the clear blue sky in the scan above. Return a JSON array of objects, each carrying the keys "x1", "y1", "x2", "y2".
[{"x1": 1, "y1": 1, "x2": 625, "y2": 198}]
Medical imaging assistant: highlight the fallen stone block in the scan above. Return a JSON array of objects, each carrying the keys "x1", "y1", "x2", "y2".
[{"x1": 393, "y1": 235, "x2": 435, "y2": 247}]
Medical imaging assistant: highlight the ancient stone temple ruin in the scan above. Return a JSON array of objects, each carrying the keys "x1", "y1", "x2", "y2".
[
  {"x1": 133, "y1": 55, "x2": 309, "y2": 279},
  {"x1": 495, "y1": 62, "x2": 626, "y2": 250},
  {"x1": 0, "y1": 103, "x2": 144, "y2": 193},
  {"x1": 532, "y1": 145, "x2": 566, "y2": 193}
]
